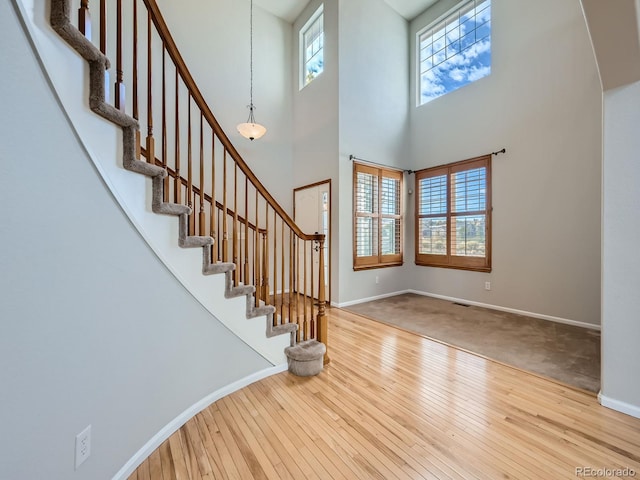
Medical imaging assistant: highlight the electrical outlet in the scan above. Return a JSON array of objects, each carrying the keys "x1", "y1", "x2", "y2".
[
  {"x1": 75, "y1": 425, "x2": 91, "y2": 469},
  {"x1": 375, "y1": 276, "x2": 379, "y2": 284},
  {"x1": 485, "y1": 281, "x2": 491, "y2": 291}
]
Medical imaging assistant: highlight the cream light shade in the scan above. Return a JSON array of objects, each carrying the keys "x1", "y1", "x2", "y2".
[
  {"x1": 237, "y1": 105, "x2": 266, "y2": 140},
  {"x1": 237, "y1": 121, "x2": 267, "y2": 141},
  {"x1": 237, "y1": 0, "x2": 266, "y2": 141}
]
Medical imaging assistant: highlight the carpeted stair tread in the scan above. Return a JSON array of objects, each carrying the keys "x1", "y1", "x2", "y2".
[
  {"x1": 248, "y1": 305, "x2": 276, "y2": 319},
  {"x1": 269, "y1": 323, "x2": 298, "y2": 338},
  {"x1": 226, "y1": 285, "x2": 256, "y2": 299},
  {"x1": 50, "y1": 2, "x2": 109, "y2": 65},
  {"x1": 202, "y1": 262, "x2": 235, "y2": 275},
  {"x1": 177, "y1": 214, "x2": 213, "y2": 247},
  {"x1": 153, "y1": 203, "x2": 191, "y2": 216}
]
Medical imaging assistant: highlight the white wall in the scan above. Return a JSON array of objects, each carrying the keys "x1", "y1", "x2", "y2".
[
  {"x1": 0, "y1": 3, "x2": 270, "y2": 478},
  {"x1": 155, "y1": 0, "x2": 295, "y2": 210},
  {"x1": 291, "y1": 0, "x2": 409, "y2": 306},
  {"x1": 337, "y1": 0, "x2": 411, "y2": 304},
  {"x1": 601, "y1": 81, "x2": 640, "y2": 417},
  {"x1": 292, "y1": 0, "x2": 341, "y2": 296},
  {"x1": 407, "y1": 0, "x2": 602, "y2": 326}
]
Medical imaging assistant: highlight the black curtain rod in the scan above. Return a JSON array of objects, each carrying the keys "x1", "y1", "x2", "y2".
[
  {"x1": 348, "y1": 154, "x2": 410, "y2": 173},
  {"x1": 350, "y1": 148, "x2": 506, "y2": 175}
]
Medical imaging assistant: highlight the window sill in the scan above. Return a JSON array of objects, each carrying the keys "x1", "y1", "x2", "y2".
[
  {"x1": 353, "y1": 262, "x2": 404, "y2": 272},
  {"x1": 414, "y1": 261, "x2": 491, "y2": 273}
]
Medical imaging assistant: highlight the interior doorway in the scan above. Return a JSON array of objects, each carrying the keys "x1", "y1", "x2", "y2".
[{"x1": 294, "y1": 179, "x2": 331, "y2": 304}]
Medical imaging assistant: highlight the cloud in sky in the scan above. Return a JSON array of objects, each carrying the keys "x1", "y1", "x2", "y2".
[{"x1": 419, "y1": 0, "x2": 492, "y2": 104}]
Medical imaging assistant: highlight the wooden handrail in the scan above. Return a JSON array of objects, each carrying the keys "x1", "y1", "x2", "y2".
[{"x1": 141, "y1": 0, "x2": 323, "y2": 243}]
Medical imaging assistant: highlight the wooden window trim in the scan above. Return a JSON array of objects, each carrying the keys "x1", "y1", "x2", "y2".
[
  {"x1": 415, "y1": 155, "x2": 492, "y2": 272},
  {"x1": 353, "y1": 162, "x2": 404, "y2": 271}
]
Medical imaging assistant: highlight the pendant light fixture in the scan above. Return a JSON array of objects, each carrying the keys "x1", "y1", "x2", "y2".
[{"x1": 237, "y1": 0, "x2": 267, "y2": 141}]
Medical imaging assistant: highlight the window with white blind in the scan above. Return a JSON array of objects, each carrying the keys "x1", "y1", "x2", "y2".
[
  {"x1": 300, "y1": 5, "x2": 324, "y2": 88},
  {"x1": 417, "y1": 0, "x2": 491, "y2": 105},
  {"x1": 354, "y1": 163, "x2": 403, "y2": 270},
  {"x1": 415, "y1": 155, "x2": 491, "y2": 271}
]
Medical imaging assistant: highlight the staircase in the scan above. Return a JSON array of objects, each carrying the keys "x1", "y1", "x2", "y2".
[{"x1": 46, "y1": 0, "x2": 328, "y2": 369}]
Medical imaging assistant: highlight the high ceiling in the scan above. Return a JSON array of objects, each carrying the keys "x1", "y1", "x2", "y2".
[{"x1": 255, "y1": 0, "x2": 441, "y2": 23}]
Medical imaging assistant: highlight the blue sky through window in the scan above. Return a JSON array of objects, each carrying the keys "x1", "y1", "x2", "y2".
[{"x1": 419, "y1": 0, "x2": 491, "y2": 105}]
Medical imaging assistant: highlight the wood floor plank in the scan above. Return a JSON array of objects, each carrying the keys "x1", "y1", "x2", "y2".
[
  {"x1": 202, "y1": 404, "x2": 254, "y2": 479},
  {"x1": 148, "y1": 449, "x2": 164, "y2": 480},
  {"x1": 192, "y1": 413, "x2": 226, "y2": 479},
  {"x1": 179, "y1": 427, "x2": 201, "y2": 480},
  {"x1": 159, "y1": 439, "x2": 177, "y2": 480},
  {"x1": 167, "y1": 433, "x2": 190, "y2": 480},
  {"x1": 127, "y1": 308, "x2": 640, "y2": 479}
]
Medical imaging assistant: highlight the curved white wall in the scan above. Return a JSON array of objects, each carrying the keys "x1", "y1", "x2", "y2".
[{"x1": 0, "y1": 2, "x2": 272, "y2": 478}]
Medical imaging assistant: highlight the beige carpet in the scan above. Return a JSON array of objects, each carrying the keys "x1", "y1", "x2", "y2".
[{"x1": 343, "y1": 293, "x2": 600, "y2": 392}]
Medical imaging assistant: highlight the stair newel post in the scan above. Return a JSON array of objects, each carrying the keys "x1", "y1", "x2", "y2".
[
  {"x1": 317, "y1": 236, "x2": 329, "y2": 364},
  {"x1": 222, "y1": 150, "x2": 228, "y2": 262},
  {"x1": 233, "y1": 164, "x2": 239, "y2": 286},
  {"x1": 114, "y1": 0, "x2": 126, "y2": 112},
  {"x1": 78, "y1": 0, "x2": 91, "y2": 40},
  {"x1": 132, "y1": 0, "x2": 140, "y2": 159},
  {"x1": 145, "y1": 10, "x2": 155, "y2": 165},
  {"x1": 199, "y1": 113, "x2": 205, "y2": 236}
]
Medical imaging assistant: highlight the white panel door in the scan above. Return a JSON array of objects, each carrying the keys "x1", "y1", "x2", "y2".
[{"x1": 294, "y1": 183, "x2": 330, "y2": 301}]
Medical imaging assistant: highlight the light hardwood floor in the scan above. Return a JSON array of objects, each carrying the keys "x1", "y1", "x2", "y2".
[{"x1": 129, "y1": 308, "x2": 640, "y2": 479}]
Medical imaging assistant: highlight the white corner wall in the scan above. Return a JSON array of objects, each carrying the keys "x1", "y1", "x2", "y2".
[
  {"x1": 336, "y1": 0, "x2": 411, "y2": 305},
  {"x1": 292, "y1": 0, "x2": 341, "y2": 297},
  {"x1": 292, "y1": 0, "x2": 410, "y2": 306},
  {"x1": 407, "y1": 0, "x2": 602, "y2": 327},
  {"x1": 0, "y1": 3, "x2": 272, "y2": 479},
  {"x1": 600, "y1": 81, "x2": 640, "y2": 418}
]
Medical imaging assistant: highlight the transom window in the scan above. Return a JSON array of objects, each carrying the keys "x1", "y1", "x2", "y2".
[
  {"x1": 418, "y1": 0, "x2": 491, "y2": 105},
  {"x1": 300, "y1": 5, "x2": 324, "y2": 88},
  {"x1": 415, "y1": 155, "x2": 491, "y2": 271},
  {"x1": 353, "y1": 163, "x2": 403, "y2": 270}
]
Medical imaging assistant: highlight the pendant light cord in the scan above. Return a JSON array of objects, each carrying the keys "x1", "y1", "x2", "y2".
[{"x1": 249, "y1": 0, "x2": 255, "y2": 122}]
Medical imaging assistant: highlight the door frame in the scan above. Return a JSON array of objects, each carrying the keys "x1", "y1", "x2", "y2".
[{"x1": 293, "y1": 179, "x2": 332, "y2": 304}]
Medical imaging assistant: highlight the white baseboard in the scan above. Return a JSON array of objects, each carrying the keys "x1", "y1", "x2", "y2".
[
  {"x1": 598, "y1": 392, "x2": 640, "y2": 419},
  {"x1": 335, "y1": 290, "x2": 411, "y2": 308},
  {"x1": 112, "y1": 363, "x2": 288, "y2": 480}
]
